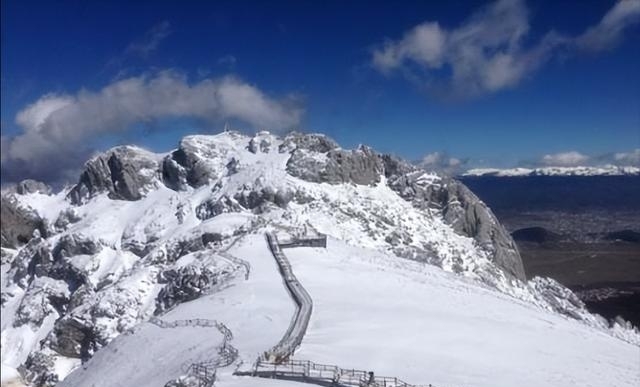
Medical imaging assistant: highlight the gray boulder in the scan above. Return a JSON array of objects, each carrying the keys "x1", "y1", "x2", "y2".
[
  {"x1": 155, "y1": 264, "x2": 229, "y2": 313},
  {"x1": 233, "y1": 186, "x2": 293, "y2": 212},
  {"x1": 10, "y1": 236, "x2": 53, "y2": 287},
  {"x1": 1, "y1": 195, "x2": 47, "y2": 248},
  {"x1": 52, "y1": 234, "x2": 103, "y2": 260},
  {"x1": 68, "y1": 146, "x2": 160, "y2": 204},
  {"x1": 248, "y1": 136, "x2": 272, "y2": 153},
  {"x1": 195, "y1": 195, "x2": 243, "y2": 221},
  {"x1": 162, "y1": 135, "x2": 234, "y2": 188},
  {"x1": 15, "y1": 277, "x2": 70, "y2": 327},
  {"x1": 162, "y1": 153, "x2": 189, "y2": 191},
  {"x1": 19, "y1": 352, "x2": 59, "y2": 387},
  {"x1": 16, "y1": 180, "x2": 52, "y2": 195},
  {"x1": 279, "y1": 132, "x2": 339, "y2": 154},
  {"x1": 48, "y1": 317, "x2": 98, "y2": 359}
]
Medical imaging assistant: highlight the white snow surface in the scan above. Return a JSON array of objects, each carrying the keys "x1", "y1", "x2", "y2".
[
  {"x1": 286, "y1": 241, "x2": 640, "y2": 387},
  {"x1": 2, "y1": 131, "x2": 639, "y2": 386}
]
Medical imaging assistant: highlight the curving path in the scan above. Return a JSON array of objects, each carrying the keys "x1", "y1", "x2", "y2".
[
  {"x1": 239, "y1": 232, "x2": 441, "y2": 387},
  {"x1": 261, "y1": 232, "x2": 314, "y2": 362},
  {"x1": 152, "y1": 316, "x2": 238, "y2": 387}
]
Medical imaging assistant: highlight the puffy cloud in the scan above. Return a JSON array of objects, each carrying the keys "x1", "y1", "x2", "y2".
[
  {"x1": 541, "y1": 151, "x2": 590, "y2": 167},
  {"x1": 372, "y1": 0, "x2": 639, "y2": 98},
  {"x1": 2, "y1": 71, "x2": 303, "y2": 184},
  {"x1": 613, "y1": 149, "x2": 640, "y2": 165},
  {"x1": 417, "y1": 151, "x2": 468, "y2": 175},
  {"x1": 538, "y1": 149, "x2": 640, "y2": 167}
]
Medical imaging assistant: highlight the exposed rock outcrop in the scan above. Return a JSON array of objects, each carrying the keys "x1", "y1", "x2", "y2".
[
  {"x1": 234, "y1": 186, "x2": 293, "y2": 212},
  {"x1": 15, "y1": 277, "x2": 69, "y2": 326},
  {"x1": 48, "y1": 317, "x2": 99, "y2": 359},
  {"x1": 16, "y1": 180, "x2": 52, "y2": 195},
  {"x1": 195, "y1": 195, "x2": 243, "y2": 221},
  {"x1": 386, "y1": 170, "x2": 526, "y2": 280},
  {"x1": 286, "y1": 143, "x2": 383, "y2": 186},
  {"x1": 283, "y1": 133, "x2": 525, "y2": 280},
  {"x1": 155, "y1": 264, "x2": 229, "y2": 313},
  {"x1": 1, "y1": 195, "x2": 47, "y2": 248},
  {"x1": 162, "y1": 134, "x2": 244, "y2": 189},
  {"x1": 19, "y1": 352, "x2": 59, "y2": 387},
  {"x1": 530, "y1": 277, "x2": 589, "y2": 320},
  {"x1": 279, "y1": 132, "x2": 339, "y2": 153},
  {"x1": 68, "y1": 146, "x2": 160, "y2": 204},
  {"x1": 438, "y1": 180, "x2": 526, "y2": 280},
  {"x1": 10, "y1": 236, "x2": 53, "y2": 287},
  {"x1": 52, "y1": 234, "x2": 103, "y2": 260}
]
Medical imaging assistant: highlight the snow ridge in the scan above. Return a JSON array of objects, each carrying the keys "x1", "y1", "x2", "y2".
[{"x1": 1, "y1": 130, "x2": 638, "y2": 387}]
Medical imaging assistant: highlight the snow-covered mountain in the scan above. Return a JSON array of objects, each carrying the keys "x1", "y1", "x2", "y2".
[
  {"x1": 1, "y1": 131, "x2": 638, "y2": 387},
  {"x1": 463, "y1": 165, "x2": 640, "y2": 177}
]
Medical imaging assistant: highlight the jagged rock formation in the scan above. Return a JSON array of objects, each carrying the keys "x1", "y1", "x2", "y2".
[
  {"x1": 162, "y1": 134, "x2": 244, "y2": 189},
  {"x1": 285, "y1": 134, "x2": 383, "y2": 185},
  {"x1": 284, "y1": 133, "x2": 526, "y2": 280},
  {"x1": 436, "y1": 180, "x2": 525, "y2": 280},
  {"x1": 4, "y1": 129, "x2": 633, "y2": 386},
  {"x1": 1, "y1": 195, "x2": 47, "y2": 248},
  {"x1": 156, "y1": 263, "x2": 230, "y2": 313},
  {"x1": 16, "y1": 180, "x2": 52, "y2": 195},
  {"x1": 19, "y1": 352, "x2": 59, "y2": 387},
  {"x1": 68, "y1": 146, "x2": 161, "y2": 203}
]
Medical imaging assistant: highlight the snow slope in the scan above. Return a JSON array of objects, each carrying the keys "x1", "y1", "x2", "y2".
[
  {"x1": 54, "y1": 234, "x2": 640, "y2": 387},
  {"x1": 57, "y1": 233, "x2": 294, "y2": 387},
  {"x1": 1, "y1": 130, "x2": 638, "y2": 386},
  {"x1": 286, "y1": 240, "x2": 639, "y2": 387}
]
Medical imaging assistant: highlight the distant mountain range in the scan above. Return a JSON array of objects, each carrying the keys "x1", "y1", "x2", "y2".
[{"x1": 463, "y1": 165, "x2": 640, "y2": 177}]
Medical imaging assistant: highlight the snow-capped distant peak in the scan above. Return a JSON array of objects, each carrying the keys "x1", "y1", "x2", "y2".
[{"x1": 463, "y1": 165, "x2": 640, "y2": 177}]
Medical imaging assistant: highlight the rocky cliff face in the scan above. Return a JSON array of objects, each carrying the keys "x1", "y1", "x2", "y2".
[
  {"x1": 1, "y1": 194, "x2": 47, "y2": 249},
  {"x1": 282, "y1": 132, "x2": 525, "y2": 280},
  {"x1": 68, "y1": 146, "x2": 161, "y2": 204}
]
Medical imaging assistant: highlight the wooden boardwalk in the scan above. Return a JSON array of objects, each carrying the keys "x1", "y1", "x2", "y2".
[{"x1": 239, "y1": 231, "x2": 442, "y2": 387}]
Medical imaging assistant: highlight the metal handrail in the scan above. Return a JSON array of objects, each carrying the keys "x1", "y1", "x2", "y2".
[{"x1": 243, "y1": 231, "x2": 441, "y2": 387}]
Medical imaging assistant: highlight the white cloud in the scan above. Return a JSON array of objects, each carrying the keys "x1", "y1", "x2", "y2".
[
  {"x1": 418, "y1": 151, "x2": 467, "y2": 174},
  {"x1": 577, "y1": 0, "x2": 640, "y2": 52},
  {"x1": 373, "y1": 23, "x2": 446, "y2": 73},
  {"x1": 126, "y1": 21, "x2": 172, "y2": 57},
  {"x1": 613, "y1": 149, "x2": 640, "y2": 165},
  {"x1": 372, "y1": 0, "x2": 640, "y2": 98},
  {"x1": 2, "y1": 71, "x2": 303, "y2": 183},
  {"x1": 541, "y1": 151, "x2": 589, "y2": 166}
]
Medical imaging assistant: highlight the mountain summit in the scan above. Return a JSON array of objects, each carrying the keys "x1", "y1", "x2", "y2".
[{"x1": 1, "y1": 131, "x2": 638, "y2": 387}]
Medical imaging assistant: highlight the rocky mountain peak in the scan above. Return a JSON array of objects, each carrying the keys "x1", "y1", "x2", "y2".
[
  {"x1": 68, "y1": 146, "x2": 162, "y2": 204},
  {"x1": 2, "y1": 130, "x2": 637, "y2": 386}
]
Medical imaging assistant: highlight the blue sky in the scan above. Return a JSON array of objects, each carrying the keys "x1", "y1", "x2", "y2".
[{"x1": 1, "y1": 0, "x2": 639, "y2": 183}]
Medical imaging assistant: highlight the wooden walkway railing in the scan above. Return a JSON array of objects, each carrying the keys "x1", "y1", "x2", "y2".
[
  {"x1": 261, "y1": 232, "x2": 314, "y2": 363},
  {"x1": 249, "y1": 359, "x2": 437, "y2": 387},
  {"x1": 236, "y1": 231, "x2": 446, "y2": 387}
]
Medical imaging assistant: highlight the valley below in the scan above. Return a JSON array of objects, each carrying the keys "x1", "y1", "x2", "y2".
[{"x1": 461, "y1": 176, "x2": 640, "y2": 326}]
